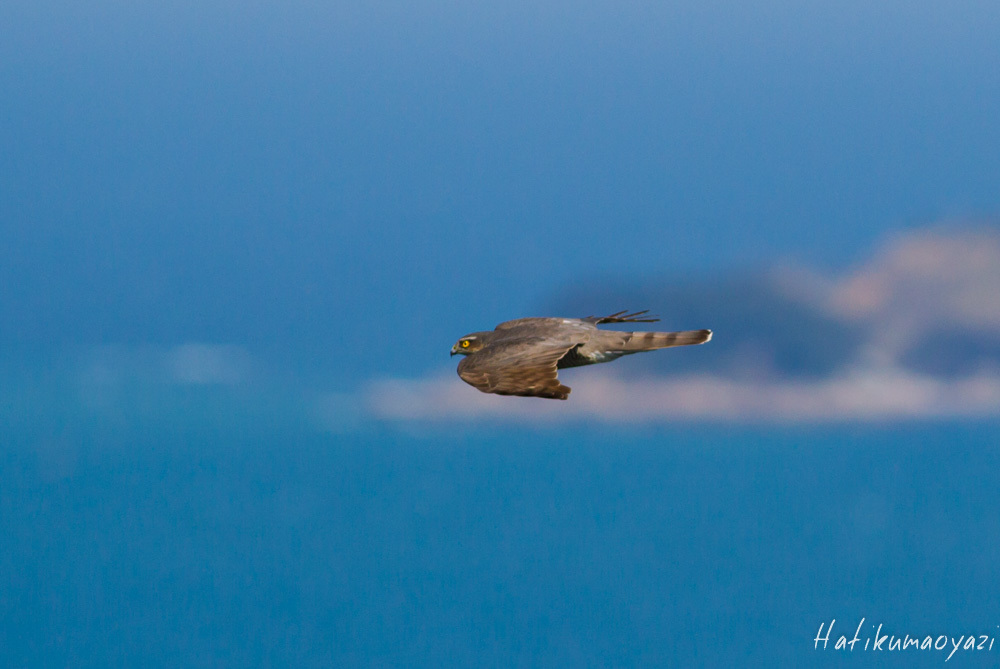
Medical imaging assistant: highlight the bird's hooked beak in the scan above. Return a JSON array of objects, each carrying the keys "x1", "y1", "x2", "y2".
[{"x1": 450, "y1": 344, "x2": 459, "y2": 357}]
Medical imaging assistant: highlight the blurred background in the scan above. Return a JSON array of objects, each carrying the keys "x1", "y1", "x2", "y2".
[{"x1": 2, "y1": 0, "x2": 999, "y2": 665}]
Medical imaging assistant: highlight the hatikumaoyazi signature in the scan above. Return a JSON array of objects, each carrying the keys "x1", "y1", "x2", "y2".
[{"x1": 815, "y1": 619, "x2": 997, "y2": 662}]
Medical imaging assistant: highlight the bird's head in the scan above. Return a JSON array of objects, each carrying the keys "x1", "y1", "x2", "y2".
[{"x1": 450, "y1": 333, "x2": 489, "y2": 356}]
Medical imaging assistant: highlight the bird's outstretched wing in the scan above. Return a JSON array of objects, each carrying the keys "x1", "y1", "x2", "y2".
[
  {"x1": 457, "y1": 337, "x2": 576, "y2": 400},
  {"x1": 583, "y1": 310, "x2": 660, "y2": 325},
  {"x1": 493, "y1": 316, "x2": 591, "y2": 332}
]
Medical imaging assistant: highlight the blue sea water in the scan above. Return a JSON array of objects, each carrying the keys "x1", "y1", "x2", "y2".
[{"x1": 2, "y1": 392, "x2": 998, "y2": 667}]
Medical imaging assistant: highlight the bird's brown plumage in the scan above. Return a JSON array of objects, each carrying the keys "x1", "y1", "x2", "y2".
[{"x1": 451, "y1": 310, "x2": 712, "y2": 400}]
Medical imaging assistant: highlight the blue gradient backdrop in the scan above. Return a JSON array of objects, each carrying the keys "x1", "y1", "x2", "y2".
[{"x1": 2, "y1": 1, "x2": 999, "y2": 665}]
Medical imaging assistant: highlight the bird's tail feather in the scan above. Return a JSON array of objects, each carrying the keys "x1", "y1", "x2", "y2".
[{"x1": 620, "y1": 329, "x2": 712, "y2": 351}]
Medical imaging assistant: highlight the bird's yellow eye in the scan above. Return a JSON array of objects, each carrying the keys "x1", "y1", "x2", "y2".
[{"x1": 461, "y1": 340, "x2": 470, "y2": 348}]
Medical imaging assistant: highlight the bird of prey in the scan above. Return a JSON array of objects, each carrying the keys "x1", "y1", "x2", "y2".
[{"x1": 450, "y1": 310, "x2": 711, "y2": 400}]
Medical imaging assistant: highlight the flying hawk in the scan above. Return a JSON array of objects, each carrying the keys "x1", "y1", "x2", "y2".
[{"x1": 450, "y1": 310, "x2": 711, "y2": 400}]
